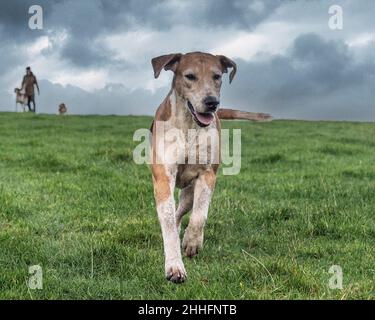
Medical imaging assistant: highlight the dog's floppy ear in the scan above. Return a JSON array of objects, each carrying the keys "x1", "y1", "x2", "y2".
[
  {"x1": 217, "y1": 55, "x2": 237, "y2": 84},
  {"x1": 151, "y1": 53, "x2": 183, "y2": 79}
]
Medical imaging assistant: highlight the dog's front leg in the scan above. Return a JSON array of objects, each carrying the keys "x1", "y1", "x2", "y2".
[
  {"x1": 183, "y1": 169, "x2": 216, "y2": 258},
  {"x1": 152, "y1": 164, "x2": 187, "y2": 283}
]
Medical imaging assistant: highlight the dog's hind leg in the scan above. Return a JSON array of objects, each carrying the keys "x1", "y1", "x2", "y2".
[
  {"x1": 176, "y1": 184, "x2": 195, "y2": 234},
  {"x1": 182, "y1": 170, "x2": 216, "y2": 258}
]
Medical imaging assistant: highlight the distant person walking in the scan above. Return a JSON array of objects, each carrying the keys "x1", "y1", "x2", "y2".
[{"x1": 21, "y1": 66, "x2": 40, "y2": 112}]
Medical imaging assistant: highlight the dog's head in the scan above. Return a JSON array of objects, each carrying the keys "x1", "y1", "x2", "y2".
[{"x1": 152, "y1": 52, "x2": 236, "y2": 127}]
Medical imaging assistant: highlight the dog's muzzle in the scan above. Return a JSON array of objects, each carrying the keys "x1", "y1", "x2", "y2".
[{"x1": 187, "y1": 100, "x2": 216, "y2": 127}]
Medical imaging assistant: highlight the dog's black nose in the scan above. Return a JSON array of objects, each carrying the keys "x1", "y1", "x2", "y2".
[{"x1": 203, "y1": 96, "x2": 220, "y2": 112}]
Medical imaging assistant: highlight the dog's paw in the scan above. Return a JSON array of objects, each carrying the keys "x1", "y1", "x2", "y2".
[
  {"x1": 182, "y1": 231, "x2": 203, "y2": 258},
  {"x1": 165, "y1": 259, "x2": 187, "y2": 283}
]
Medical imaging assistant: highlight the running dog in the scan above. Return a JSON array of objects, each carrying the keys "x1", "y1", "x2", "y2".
[{"x1": 150, "y1": 52, "x2": 271, "y2": 283}]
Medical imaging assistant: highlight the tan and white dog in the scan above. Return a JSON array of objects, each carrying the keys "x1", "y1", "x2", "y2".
[
  {"x1": 150, "y1": 52, "x2": 271, "y2": 283},
  {"x1": 14, "y1": 88, "x2": 28, "y2": 112}
]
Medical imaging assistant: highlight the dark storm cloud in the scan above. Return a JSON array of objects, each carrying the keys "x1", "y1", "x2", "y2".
[
  {"x1": 0, "y1": 40, "x2": 22, "y2": 74},
  {"x1": 60, "y1": 37, "x2": 113, "y2": 68},
  {"x1": 222, "y1": 33, "x2": 375, "y2": 121},
  {"x1": 197, "y1": 0, "x2": 281, "y2": 28},
  {"x1": 51, "y1": 0, "x2": 281, "y2": 67},
  {"x1": 115, "y1": 0, "x2": 281, "y2": 29},
  {"x1": 95, "y1": 0, "x2": 281, "y2": 30},
  {"x1": 0, "y1": 0, "x2": 281, "y2": 68},
  {"x1": 0, "y1": 0, "x2": 58, "y2": 39}
]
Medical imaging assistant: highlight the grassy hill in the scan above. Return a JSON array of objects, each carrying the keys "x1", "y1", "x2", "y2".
[{"x1": 0, "y1": 112, "x2": 374, "y2": 299}]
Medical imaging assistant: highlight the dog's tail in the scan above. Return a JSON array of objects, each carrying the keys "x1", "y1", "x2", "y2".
[{"x1": 217, "y1": 108, "x2": 272, "y2": 122}]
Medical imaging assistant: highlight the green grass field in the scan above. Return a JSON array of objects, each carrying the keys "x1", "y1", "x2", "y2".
[{"x1": 0, "y1": 112, "x2": 374, "y2": 299}]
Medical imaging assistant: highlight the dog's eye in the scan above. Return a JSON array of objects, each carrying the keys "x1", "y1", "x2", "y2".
[
  {"x1": 213, "y1": 74, "x2": 222, "y2": 81},
  {"x1": 185, "y1": 74, "x2": 197, "y2": 81}
]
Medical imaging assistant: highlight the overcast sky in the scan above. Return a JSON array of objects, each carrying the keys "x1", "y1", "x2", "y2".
[{"x1": 0, "y1": 0, "x2": 374, "y2": 120}]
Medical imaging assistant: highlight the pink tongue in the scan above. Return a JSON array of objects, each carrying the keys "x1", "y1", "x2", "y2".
[{"x1": 196, "y1": 112, "x2": 214, "y2": 125}]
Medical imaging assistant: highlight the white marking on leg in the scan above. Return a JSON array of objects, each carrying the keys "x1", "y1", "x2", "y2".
[{"x1": 155, "y1": 168, "x2": 187, "y2": 282}]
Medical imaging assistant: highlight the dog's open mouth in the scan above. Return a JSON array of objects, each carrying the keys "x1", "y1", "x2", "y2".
[{"x1": 187, "y1": 101, "x2": 215, "y2": 127}]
